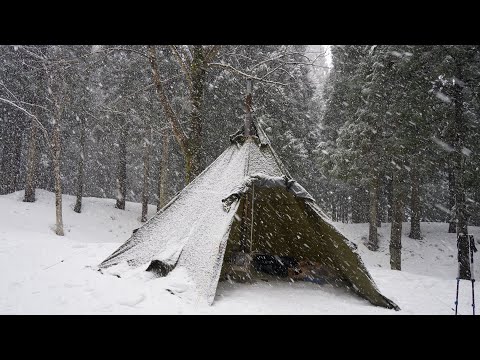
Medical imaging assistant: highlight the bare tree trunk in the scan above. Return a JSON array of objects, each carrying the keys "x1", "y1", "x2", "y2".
[
  {"x1": 447, "y1": 166, "x2": 457, "y2": 233},
  {"x1": 184, "y1": 147, "x2": 203, "y2": 185},
  {"x1": 367, "y1": 172, "x2": 379, "y2": 251},
  {"x1": 376, "y1": 174, "x2": 382, "y2": 227},
  {"x1": 409, "y1": 165, "x2": 422, "y2": 239},
  {"x1": 453, "y1": 79, "x2": 468, "y2": 237},
  {"x1": 472, "y1": 188, "x2": 480, "y2": 226},
  {"x1": 184, "y1": 45, "x2": 207, "y2": 184},
  {"x1": 24, "y1": 119, "x2": 38, "y2": 202},
  {"x1": 157, "y1": 132, "x2": 170, "y2": 211},
  {"x1": 338, "y1": 195, "x2": 343, "y2": 223},
  {"x1": 351, "y1": 187, "x2": 361, "y2": 223},
  {"x1": 390, "y1": 171, "x2": 404, "y2": 270},
  {"x1": 361, "y1": 187, "x2": 370, "y2": 223},
  {"x1": 147, "y1": 45, "x2": 216, "y2": 185},
  {"x1": 379, "y1": 176, "x2": 389, "y2": 225},
  {"x1": 141, "y1": 123, "x2": 152, "y2": 222},
  {"x1": 115, "y1": 117, "x2": 128, "y2": 210},
  {"x1": 450, "y1": 58, "x2": 471, "y2": 282},
  {"x1": 385, "y1": 175, "x2": 393, "y2": 223},
  {"x1": 73, "y1": 117, "x2": 86, "y2": 213},
  {"x1": 0, "y1": 119, "x2": 23, "y2": 195},
  {"x1": 12, "y1": 127, "x2": 23, "y2": 192},
  {"x1": 331, "y1": 189, "x2": 337, "y2": 221},
  {"x1": 52, "y1": 116, "x2": 64, "y2": 236},
  {"x1": 344, "y1": 193, "x2": 349, "y2": 223},
  {"x1": 455, "y1": 183, "x2": 468, "y2": 235}
]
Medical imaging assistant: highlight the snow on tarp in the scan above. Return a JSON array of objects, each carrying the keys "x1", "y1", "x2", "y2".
[
  {"x1": 99, "y1": 136, "x2": 398, "y2": 309},
  {"x1": 99, "y1": 141, "x2": 249, "y2": 304},
  {"x1": 99, "y1": 138, "x2": 288, "y2": 304}
]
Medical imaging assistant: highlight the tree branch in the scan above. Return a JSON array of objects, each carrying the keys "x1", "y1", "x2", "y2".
[
  {"x1": 204, "y1": 45, "x2": 222, "y2": 64},
  {"x1": 208, "y1": 62, "x2": 287, "y2": 86},
  {"x1": 0, "y1": 96, "x2": 51, "y2": 152},
  {"x1": 15, "y1": 45, "x2": 47, "y2": 61},
  {"x1": 260, "y1": 64, "x2": 287, "y2": 81},
  {"x1": 176, "y1": 45, "x2": 193, "y2": 66},
  {"x1": 170, "y1": 45, "x2": 193, "y2": 93},
  {"x1": 105, "y1": 83, "x2": 155, "y2": 109},
  {"x1": 106, "y1": 46, "x2": 149, "y2": 58},
  {"x1": 250, "y1": 51, "x2": 291, "y2": 71}
]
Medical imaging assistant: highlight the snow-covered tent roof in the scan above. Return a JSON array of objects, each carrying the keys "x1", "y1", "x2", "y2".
[{"x1": 99, "y1": 127, "x2": 399, "y2": 310}]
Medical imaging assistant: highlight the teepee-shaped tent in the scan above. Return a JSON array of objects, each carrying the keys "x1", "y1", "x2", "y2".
[{"x1": 99, "y1": 121, "x2": 399, "y2": 310}]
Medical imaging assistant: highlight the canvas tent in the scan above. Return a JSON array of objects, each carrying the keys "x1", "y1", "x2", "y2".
[{"x1": 99, "y1": 124, "x2": 399, "y2": 310}]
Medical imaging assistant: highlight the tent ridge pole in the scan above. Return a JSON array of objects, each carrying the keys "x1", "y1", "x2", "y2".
[{"x1": 250, "y1": 184, "x2": 255, "y2": 253}]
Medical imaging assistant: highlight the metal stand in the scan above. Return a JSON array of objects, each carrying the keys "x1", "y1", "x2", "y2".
[{"x1": 454, "y1": 234, "x2": 477, "y2": 315}]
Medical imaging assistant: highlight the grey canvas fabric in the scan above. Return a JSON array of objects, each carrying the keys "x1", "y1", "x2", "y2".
[{"x1": 98, "y1": 130, "x2": 399, "y2": 310}]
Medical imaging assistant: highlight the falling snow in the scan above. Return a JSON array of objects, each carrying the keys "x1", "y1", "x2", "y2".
[
  {"x1": 1, "y1": 45, "x2": 480, "y2": 314},
  {"x1": 432, "y1": 137, "x2": 454, "y2": 152},
  {"x1": 435, "y1": 91, "x2": 451, "y2": 103}
]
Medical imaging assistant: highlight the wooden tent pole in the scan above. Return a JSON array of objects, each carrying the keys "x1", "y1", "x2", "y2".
[
  {"x1": 250, "y1": 184, "x2": 255, "y2": 252},
  {"x1": 244, "y1": 78, "x2": 252, "y2": 137}
]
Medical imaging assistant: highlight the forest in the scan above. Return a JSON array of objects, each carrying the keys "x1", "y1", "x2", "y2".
[{"x1": 1, "y1": 45, "x2": 479, "y2": 274}]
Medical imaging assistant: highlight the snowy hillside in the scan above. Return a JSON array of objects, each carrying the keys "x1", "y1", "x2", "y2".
[{"x1": 0, "y1": 190, "x2": 478, "y2": 315}]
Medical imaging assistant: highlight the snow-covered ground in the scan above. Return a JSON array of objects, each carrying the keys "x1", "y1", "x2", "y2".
[{"x1": 0, "y1": 189, "x2": 478, "y2": 314}]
